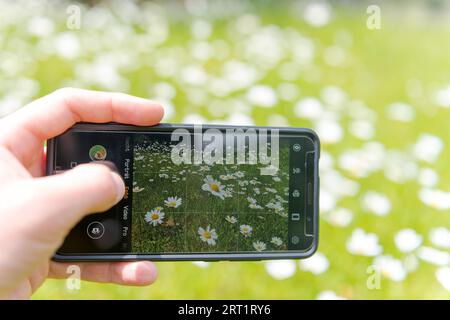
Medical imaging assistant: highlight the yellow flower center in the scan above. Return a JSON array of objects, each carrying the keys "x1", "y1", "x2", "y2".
[
  {"x1": 151, "y1": 213, "x2": 160, "y2": 220},
  {"x1": 203, "y1": 231, "x2": 211, "y2": 239},
  {"x1": 210, "y1": 183, "x2": 220, "y2": 192}
]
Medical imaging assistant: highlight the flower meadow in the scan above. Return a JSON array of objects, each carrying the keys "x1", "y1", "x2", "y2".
[
  {"x1": 131, "y1": 136, "x2": 290, "y2": 253},
  {"x1": 0, "y1": 0, "x2": 449, "y2": 299}
]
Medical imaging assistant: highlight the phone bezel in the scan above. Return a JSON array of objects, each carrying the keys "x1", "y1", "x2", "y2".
[{"x1": 48, "y1": 123, "x2": 320, "y2": 261}]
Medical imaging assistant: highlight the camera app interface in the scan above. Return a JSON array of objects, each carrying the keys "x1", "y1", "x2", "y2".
[{"x1": 53, "y1": 126, "x2": 316, "y2": 255}]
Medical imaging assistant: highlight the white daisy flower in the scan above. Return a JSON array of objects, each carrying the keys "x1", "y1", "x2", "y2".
[
  {"x1": 346, "y1": 229, "x2": 383, "y2": 256},
  {"x1": 240, "y1": 224, "x2": 253, "y2": 238},
  {"x1": 315, "y1": 119, "x2": 343, "y2": 144},
  {"x1": 321, "y1": 170, "x2": 360, "y2": 197},
  {"x1": 277, "y1": 83, "x2": 299, "y2": 102},
  {"x1": 303, "y1": 2, "x2": 332, "y2": 26},
  {"x1": 361, "y1": 191, "x2": 391, "y2": 216},
  {"x1": 182, "y1": 113, "x2": 207, "y2": 124},
  {"x1": 266, "y1": 201, "x2": 283, "y2": 212},
  {"x1": 349, "y1": 120, "x2": 375, "y2": 140},
  {"x1": 383, "y1": 151, "x2": 418, "y2": 184},
  {"x1": 225, "y1": 215, "x2": 237, "y2": 224},
  {"x1": 271, "y1": 236, "x2": 283, "y2": 246},
  {"x1": 223, "y1": 60, "x2": 257, "y2": 89},
  {"x1": 338, "y1": 142, "x2": 385, "y2": 178},
  {"x1": 201, "y1": 175, "x2": 225, "y2": 199},
  {"x1": 247, "y1": 196, "x2": 257, "y2": 204},
  {"x1": 144, "y1": 208, "x2": 165, "y2": 226},
  {"x1": 294, "y1": 97, "x2": 323, "y2": 120},
  {"x1": 234, "y1": 171, "x2": 245, "y2": 178},
  {"x1": 434, "y1": 85, "x2": 450, "y2": 108},
  {"x1": 239, "y1": 180, "x2": 249, "y2": 187},
  {"x1": 413, "y1": 134, "x2": 444, "y2": 163},
  {"x1": 223, "y1": 189, "x2": 233, "y2": 198},
  {"x1": 394, "y1": 229, "x2": 422, "y2": 253},
  {"x1": 192, "y1": 261, "x2": 210, "y2": 268},
  {"x1": 265, "y1": 260, "x2": 296, "y2": 280},
  {"x1": 403, "y1": 254, "x2": 419, "y2": 273},
  {"x1": 246, "y1": 85, "x2": 278, "y2": 108},
  {"x1": 198, "y1": 225, "x2": 218, "y2": 246},
  {"x1": 321, "y1": 85, "x2": 347, "y2": 106},
  {"x1": 316, "y1": 291, "x2": 346, "y2": 300},
  {"x1": 220, "y1": 174, "x2": 234, "y2": 181},
  {"x1": 373, "y1": 255, "x2": 407, "y2": 282},
  {"x1": 319, "y1": 189, "x2": 337, "y2": 213},
  {"x1": 249, "y1": 203, "x2": 263, "y2": 210},
  {"x1": 418, "y1": 188, "x2": 450, "y2": 210},
  {"x1": 429, "y1": 227, "x2": 450, "y2": 249},
  {"x1": 386, "y1": 102, "x2": 415, "y2": 122},
  {"x1": 54, "y1": 32, "x2": 80, "y2": 60},
  {"x1": 133, "y1": 186, "x2": 145, "y2": 193},
  {"x1": 275, "y1": 194, "x2": 288, "y2": 203},
  {"x1": 417, "y1": 168, "x2": 438, "y2": 187},
  {"x1": 299, "y1": 252, "x2": 330, "y2": 275},
  {"x1": 436, "y1": 267, "x2": 450, "y2": 291},
  {"x1": 417, "y1": 247, "x2": 450, "y2": 266},
  {"x1": 253, "y1": 241, "x2": 267, "y2": 252},
  {"x1": 191, "y1": 19, "x2": 212, "y2": 39},
  {"x1": 181, "y1": 65, "x2": 207, "y2": 86},
  {"x1": 323, "y1": 207, "x2": 353, "y2": 227},
  {"x1": 27, "y1": 16, "x2": 54, "y2": 37},
  {"x1": 319, "y1": 151, "x2": 334, "y2": 171},
  {"x1": 164, "y1": 196, "x2": 182, "y2": 208}
]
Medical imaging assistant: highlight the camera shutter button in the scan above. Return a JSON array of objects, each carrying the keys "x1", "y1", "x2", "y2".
[{"x1": 87, "y1": 221, "x2": 105, "y2": 240}]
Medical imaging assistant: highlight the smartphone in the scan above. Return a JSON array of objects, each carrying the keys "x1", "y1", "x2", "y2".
[{"x1": 47, "y1": 123, "x2": 320, "y2": 261}]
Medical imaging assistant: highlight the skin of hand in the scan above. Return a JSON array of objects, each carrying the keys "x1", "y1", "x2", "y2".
[{"x1": 0, "y1": 88, "x2": 164, "y2": 299}]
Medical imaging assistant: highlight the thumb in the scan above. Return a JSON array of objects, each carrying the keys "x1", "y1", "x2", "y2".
[
  {"x1": 28, "y1": 163, "x2": 125, "y2": 237},
  {"x1": 0, "y1": 163, "x2": 124, "y2": 295}
]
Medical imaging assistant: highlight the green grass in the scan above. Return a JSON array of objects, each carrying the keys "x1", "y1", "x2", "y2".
[{"x1": 131, "y1": 136, "x2": 291, "y2": 253}]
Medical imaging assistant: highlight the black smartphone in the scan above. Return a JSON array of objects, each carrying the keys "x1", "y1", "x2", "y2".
[{"x1": 47, "y1": 123, "x2": 320, "y2": 261}]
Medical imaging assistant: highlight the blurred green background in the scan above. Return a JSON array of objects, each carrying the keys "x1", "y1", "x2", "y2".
[{"x1": 0, "y1": 0, "x2": 449, "y2": 299}]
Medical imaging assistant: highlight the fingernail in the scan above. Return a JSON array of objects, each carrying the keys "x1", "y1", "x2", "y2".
[
  {"x1": 137, "y1": 263, "x2": 158, "y2": 284},
  {"x1": 110, "y1": 172, "x2": 125, "y2": 203}
]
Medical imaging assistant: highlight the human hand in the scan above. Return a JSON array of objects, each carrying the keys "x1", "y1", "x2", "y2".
[{"x1": 0, "y1": 88, "x2": 164, "y2": 299}]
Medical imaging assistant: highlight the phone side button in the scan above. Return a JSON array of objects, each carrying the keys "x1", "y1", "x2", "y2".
[
  {"x1": 307, "y1": 182, "x2": 313, "y2": 205},
  {"x1": 305, "y1": 202, "x2": 314, "y2": 236}
]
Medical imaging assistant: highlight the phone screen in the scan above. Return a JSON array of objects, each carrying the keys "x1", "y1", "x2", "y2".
[{"x1": 51, "y1": 125, "x2": 318, "y2": 257}]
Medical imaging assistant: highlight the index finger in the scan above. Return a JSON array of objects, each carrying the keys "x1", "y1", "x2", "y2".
[
  {"x1": 0, "y1": 87, "x2": 164, "y2": 166},
  {"x1": 49, "y1": 261, "x2": 158, "y2": 286}
]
